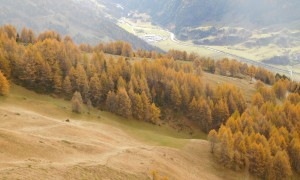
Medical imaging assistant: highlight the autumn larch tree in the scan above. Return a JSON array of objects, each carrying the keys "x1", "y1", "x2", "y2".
[
  {"x1": 20, "y1": 27, "x2": 28, "y2": 43},
  {"x1": 212, "y1": 99, "x2": 230, "y2": 129},
  {"x1": 27, "y1": 29, "x2": 35, "y2": 44},
  {"x1": 288, "y1": 138, "x2": 300, "y2": 173},
  {"x1": 149, "y1": 103, "x2": 161, "y2": 125},
  {"x1": 0, "y1": 48, "x2": 11, "y2": 77},
  {"x1": 131, "y1": 93, "x2": 144, "y2": 120},
  {"x1": 71, "y1": 91, "x2": 83, "y2": 113},
  {"x1": 0, "y1": 70, "x2": 9, "y2": 96},
  {"x1": 1, "y1": 25, "x2": 17, "y2": 40},
  {"x1": 198, "y1": 97, "x2": 213, "y2": 132},
  {"x1": 87, "y1": 99, "x2": 93, "y2": 113},
  {"x1": 116, "y1": 88, "x2": 132, "y2": 118},
  {"x1": 272, "y1": 80, "x2": 287, "y2": 100},
  {"x1": 219, "y1": 127, "x2": 234, "y2": 168},
  {"x1": 75, "y1": 64, "x2": 89, "y2": 101},
  {"x1": 106, "y1": 91, "x2": 117, "y2": 113},
  {"x1": 259, "y1": 86, "x2": 276, "y2": 104},
  {"x1": 208, "y1": 129, "x2": 218, "y2": 153},
  {"x1": 180, "y1": 85, "x2": 191, "y2": 112},
  {"x1": 287, "y1": 93, "x2": 300, "y2": 105},
  {"x1": 53, "y1": 71, "x2": 62, "y2": 94},
  {"x1": 252, "y1": 92, "x2": 264, "y2": 108},
  {"x1": 89, "y1": 74, "x2": 102, "y2": 106},
  {"x1": 170, "y1": 83, "x2": 182, "y2": 110},
  {"x1": 141, "y1": 91, "x2": 150, "y2": 121},
  {"x1": 117, "y1": 76, "x2": 127, "y2": 90},
  {"x1": 62, "y1": 76, "x2": 72, "y2": 100},
  {"x1": 188, "y1": 97, "x2": 198, "y2": 120},
  {"x1": 271, "y1": 151, "x2": 292, "y2": 180}
]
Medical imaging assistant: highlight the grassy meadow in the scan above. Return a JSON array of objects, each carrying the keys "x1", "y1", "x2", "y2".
[{"x1": 0, "y1": 84, "x2": 207, "y2": 148}]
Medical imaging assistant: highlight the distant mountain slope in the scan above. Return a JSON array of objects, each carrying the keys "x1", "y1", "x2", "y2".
[
  {"x1": 113, "y1": 0, "x2": 300, "y2": 65},
  {"x1": 116, "y1": 0, "x2": 300, "y2": 30},
  {"x1": 0, "y1": 0, "x2": 160, "y2": 51}
]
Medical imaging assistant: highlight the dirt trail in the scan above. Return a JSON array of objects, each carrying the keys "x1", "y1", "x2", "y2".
[{"x1": 0, "y1": 105, "x2": 241, "y2": 179}]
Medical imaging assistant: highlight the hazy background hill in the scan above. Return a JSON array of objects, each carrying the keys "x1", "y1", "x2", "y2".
[
  {"x1": 0, "y1": 0, "x2": 299, "y2": 65},
  {"x1": 0, "y1": 0, "x2": 159, "y2": 50},
  {"x1": 114, "y1": 0, "x2": 300, "y2": 66},
  {"x1": 115, "y1": 0, "x2": 300, "y2": 30}
]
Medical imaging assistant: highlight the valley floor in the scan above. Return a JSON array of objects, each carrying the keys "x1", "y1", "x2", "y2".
[
  {"x1": 118, "y1": 18, "x2": 300, "y2": 81},
  {"x1": 0, "y1": 85, "x2": 250, "y2": 179}
]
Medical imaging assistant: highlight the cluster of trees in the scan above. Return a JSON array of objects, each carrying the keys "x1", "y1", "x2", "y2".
[
  {"x1": 0, "y1": 25, "x2": 17, "y2": 40},
  {"x1": 78, "y1": 41, "x2": 284, "y2": 90},
  {"x1": 81, "y1": 41, "x2": 162, "y2": 59},
  {"x1": 135, "y1": 48, "x2": 161, "y2": 59},
  {"x1": 0, "y1": 25, "x2": 248, "y2": 129},
  {"x1": 196, "y1": 57, "x2": 276, "y2": 84},
  {"x1": 166, "y1": 49, "x2": 198, "y2": 61},
  {"x1": 17, "y1": 26, "x2": 61, "y2": 45},
  {"x1": 288, "y1": 80, "x2": 300, "y2": 94},
  {"x1": 188, "y1": 84, "x2": 246, "y2": 132},
  {"x1": 0, "y1": 24, "x2": 283, "y2": 87},
  {"x1": 79, "y1": 43, "x2": 93, "y2": 53},
  {"x1": 164, "y1": 48, "x2": 277, "y2": 85},
  {"x1": 94, "y1": 41, "x2": 134, "y2": 57},
  {"x1": 19, "y1": 27, "x2": 35, "y2": 44},
  {"x1": 209, "y1": 81, "x2": 300, "y2": 179}
]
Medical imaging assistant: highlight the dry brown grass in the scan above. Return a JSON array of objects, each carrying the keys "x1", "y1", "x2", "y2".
[
  {"x1": 202, "y1": 72, "x2": 256, "y2": 104},
  {"x1": 0, "y1": 85, "x2": 252, "y2": 179}
]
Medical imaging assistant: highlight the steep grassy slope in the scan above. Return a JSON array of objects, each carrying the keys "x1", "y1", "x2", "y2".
[{"x1": 0, "y1": 84, "x2": 254, "y2": 179}]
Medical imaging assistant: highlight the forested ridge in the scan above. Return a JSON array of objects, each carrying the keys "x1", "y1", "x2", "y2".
[{"x1": 0, "y1": 25, "x2": 300, "y2": 179}]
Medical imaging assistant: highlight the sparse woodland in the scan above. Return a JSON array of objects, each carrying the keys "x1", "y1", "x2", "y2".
[{"x1": 0, "y1": 25, "x2": 300, "y2": 179}]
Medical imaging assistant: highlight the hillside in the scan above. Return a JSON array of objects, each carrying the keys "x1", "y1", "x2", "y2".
[
  {"x1": 115, "y1": 0, "x2": 300, "y2": 66},
  {"x1": 1, "y1": 24, "x2": 300, "y2": 179},
  {"x1": 116, "y1": 0, "x2": 300, "y2": 30},
  {"x1": 0, "y1": 84, "x2": 250, "y2": 180},
  {"x1": 0, "y1": 0, "x2": 159, "y2": 51}
]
